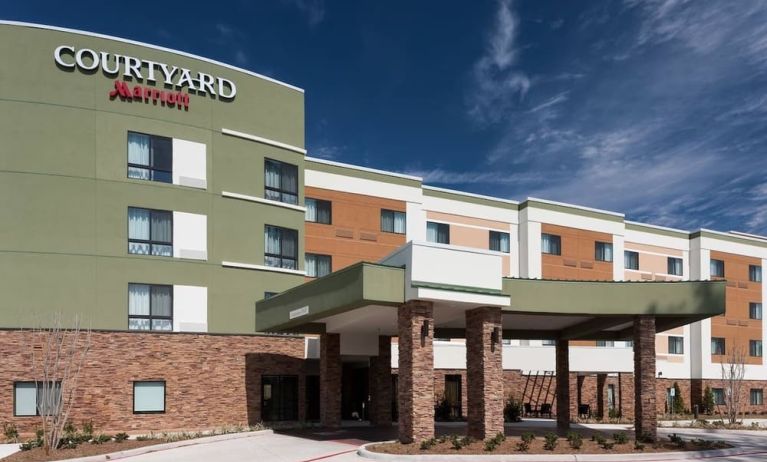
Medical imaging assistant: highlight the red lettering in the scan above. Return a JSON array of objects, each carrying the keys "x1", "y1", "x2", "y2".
[
  {"x1": 108, "y1": 82, "x2": 190, "y2": 110},
  {"x1": 108, "y1": 80, "x2": 132, "y2": 99}
]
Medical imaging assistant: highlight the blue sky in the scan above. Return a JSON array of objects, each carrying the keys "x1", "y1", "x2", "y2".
[{"x1": 6, "y1": 1, "x2": 767, "y2": 234}]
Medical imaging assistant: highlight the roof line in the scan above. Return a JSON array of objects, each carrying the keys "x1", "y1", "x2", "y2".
[
  {"x1": 422, "y1": 185, "x2": 520, "y2": 205},
  {"x1": 729, "y1": 230, "x2": 767, "y2": 241},
  {"x1": 305, "y1": 156, "x2": 422, "y2": 182},
  {"x1": 524, "y1": 197, "x2": 625, "y2": 218},
  {"x1": 625, "y1": 220, "x2": 690, "y2": 235},
  {"x1": 0, "y1": 20, "x2": 304, "y2": 93}
]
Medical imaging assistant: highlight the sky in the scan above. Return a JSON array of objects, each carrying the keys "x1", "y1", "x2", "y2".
[{"x1": 5, "y1": 0, "x2": 767, "y2": 235}]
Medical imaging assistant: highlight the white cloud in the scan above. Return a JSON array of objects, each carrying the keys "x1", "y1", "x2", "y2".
[{"x1": 283, "y1": 0, "x2": 325, "y2": 27}]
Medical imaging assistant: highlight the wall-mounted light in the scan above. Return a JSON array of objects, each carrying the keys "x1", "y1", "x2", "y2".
[
  {"x1": 491, "y1": 327, "x2": 501, "y2": 352},
  {"x1": 421, "y1": 320, "x2": 430, "y2": 347}
]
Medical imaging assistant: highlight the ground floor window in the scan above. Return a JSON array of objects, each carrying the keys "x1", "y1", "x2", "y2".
[
  {"x1": 305, "y1": 375, "x2": 320, "y2": 421},
  {"x1": 262, "y1": 375, "x2": 298, "y2": 421},
  {"x1": 596, "y1": 340, "x2": 614, "y2": 347},
  {"x1": 607, "y1": 384, "x2": 616, "y2": 411},
  {"x1": 133, "y1": 381, "x2": 165, "y2": 413},
  {"x1": 443, "y1": 375, "x2": 462, "y2": 419},
  {"x1": 14, "y1": 382, "x2": 61, "y2": 416},
  {"x1": 712, "y1": 388, "x2": 725, "y2": 405},
  {"x1": 751, "y1": 389, "x2": 764, "y2": 406}
]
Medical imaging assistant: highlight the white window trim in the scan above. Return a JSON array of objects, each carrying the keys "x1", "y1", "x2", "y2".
[
  {"x1": 221, "y1": 128, "x2": 306, "y2": 154},
  {"x1": 222, "y1": 261, "x2": 306, "y2": 276},
  {"x1": 222, "y1": 191, "x2": 307, "y2": 213}
]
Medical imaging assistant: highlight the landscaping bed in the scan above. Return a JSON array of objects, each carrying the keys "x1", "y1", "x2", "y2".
[
  {"x1": 369, "y1": 432, "x2": 731, "y2": 456},
  {"x1": 1, "y1": 439, "x2": 162, "y2": 462}
]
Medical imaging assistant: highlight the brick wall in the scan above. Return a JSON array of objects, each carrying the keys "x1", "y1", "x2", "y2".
[{"x1": 0, "y1": 330, "x2": 306, "y2": 433}]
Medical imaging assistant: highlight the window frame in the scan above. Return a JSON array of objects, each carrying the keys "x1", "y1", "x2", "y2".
[
  {"x1": 426, "y1": 221, "x2": 450, "y2": 245},
  {"x1": 489, "y1": 231, "x2": 511, "y2": 253},
  {"x1": 305, "y1": 253, "x2": 332, "y2": 278},
  {"x1": 127, "y1": 207, "x2": 173, "y2": 257},
  {"x1": 750, "y1": 302, "x2": 763, "y2": 320},
  {"x1": 261, "y1": 375, "x2": 299, "y2": 421},
  {"x1": 712, "y1": 388, "x2": 725, "y2": 405},
  {"x1": 264, "y1": 225, "x2": 299, "y2": 270},
  {"x1": 128, "y1": 283, "x2": 174, "y2": 332},
  {"x1": 667, "y1": 257, "x2": 683, "y2": 276},
  {"x1": 750, "y1": 265, "x2": 762, "y2": 283},
  {"x1": 127, "y1": 131, "x2": 173, "y2": 184},
  {"x1": 750, "y1": 340, "x2": 763, "y2": 358},
  {"x1": 13, "y1": 381, "x2": 62, "y2": 417},
  {"x1": 264, "y1": 158, "x2": 299, "y2": 205},
  {"x1": 305, "y1": 198, "x2": 332, "y2": 225},
  {"x1": 132, "y1": 380, "x2": 166, "y2": 414},
  {"x1": 595, "y1": 241, "x2": 614, "y2": 262},
  {"x1": 624, "y1": 250, "x2": 639, "y2": 270},
  {"x1": 380, "y1": 209, "x2": 406, "y2": 234},
  {"x1": 668, "y1": 336, "x2": 684, "y2": 355},
  {"x1": 596, "y1": 340, "x2": 615, "y2": 347},
  {"x1": 541, "y1": 233, "x2": 562, "y2": 256},
  {"x1": 710, "y1": 259, "x2": 725, "y2": 278},
  {"x1": 711, "y1": 337, "x2": 726, "y2": 356},
  {"x1": 751, "y1": 389, "x2": 764, "y2": 406}
]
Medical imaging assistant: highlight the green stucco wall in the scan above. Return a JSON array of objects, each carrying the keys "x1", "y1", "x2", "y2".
[{"x1": 0, "y1": 23, "x2": 307, "y2": 333}]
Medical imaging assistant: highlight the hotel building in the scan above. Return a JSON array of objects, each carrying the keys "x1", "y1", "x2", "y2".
[{"x1": 0, "y1": 21, "x2": 761, "y2": 442}]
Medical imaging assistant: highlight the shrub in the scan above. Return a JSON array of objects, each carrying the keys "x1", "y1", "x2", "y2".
[
  {"x1": 613, "y1": 432, "x2": 629, "y2": 444},
  {"x1": 82, "y1": 420, "x2": 94, "y2": 438},
  {"x1": 434, "y1": 395, "x2": 452, "y2": 421},
  {"x1": 668, "y1": 433, "x2": 685, "y2": 449},
  {"x1": 567, "y1": 432, "x2": 583, "y2": 449},
  {"x1": 639, "y1": 431, "x2": 656, "y2": 444},
  {"x1": 592, "y1": 434, "x2": 606, "y2": 445},
  {"x1": 136, "y1": 434, "x2": 152, "y2": 441},
  {"x1": 3, "y1": 423, "x2": 19, "y2": 443},
  {"x1": 484, "y1": 439, "x2": 498, "y2": 452},
  {"x1": 671, "y1": 382, "x2": 685, "y2": 414},
  {"x1": 515, "y1": 440, "x2": 530, "y2": 452},
  {"x1": 702, "y1": 387, "x2": 716, "y2": 414},
  {"x1": 634, "y1": 442, "x2": 645, "y2": 451},
  {"x1": 449, "y1": 435, "x2": 463, "y2": 450},
  {"x1": 91, "y1": 434, "x2": 113, "y2": 445},
  {"x1": 608, "y1": 407, "x2": 621, "y2": 420},
  {"x1": 492, "y1": 431, "x2": 506, "y2": 443},
  {"x1": 543, "y1": 432, "x2": 558, "y2": 451},
  {"x1": 504, "y1": 395, "x2": 523, "y2": 422},
  {"x1": 114, "y1": 432, "x2": 129, "y2": 443},
  {"x1": 521, "y1": 432, "x2": 535, "y2": 444},
  {"x1": 601, "y1": 441, "x2": 615, "y2": 450}
]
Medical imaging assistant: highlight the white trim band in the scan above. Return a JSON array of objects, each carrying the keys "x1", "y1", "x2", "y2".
[
  {"x1": 222, "y1": 191, "x2": 307, "y2": 212},
  {"x1": 525, "y1": 197, "x2": 625, "y2": 218},
  {"x1": 222, "y1": 128, "x2": 307, "y2": 155},
  {"x1": 423, "y1": 185, "x2": 519, "y2": 205},
  {"x1": 305, "y1": 156, "x2": 422, "y2": 181},
  {"x1": 222, "y1": 261, "x2": 306, "y2": 276}
]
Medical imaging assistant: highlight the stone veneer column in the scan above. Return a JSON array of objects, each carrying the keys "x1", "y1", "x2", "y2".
[
  {"x1": 596, "y1": 373, "x2": 607, "y2": 418},
  {"x1": 465, "y1": 307, "x2": 504, "y2": 440},
  {"x1": 555, "y1": 340, "x2": 570, "y2": 432},
  {"x1": 397, "y1": 300, "x2": 434, "y2": 443},
  {"x1": 320, "y1": 332, "x2": 341, "y2": 428},
  {"x1": 369, "y1": 335, "x2": 393, "y2": 427},
  {"x1": 633, "y1": 316, "x2": 657, "y2": 441}
]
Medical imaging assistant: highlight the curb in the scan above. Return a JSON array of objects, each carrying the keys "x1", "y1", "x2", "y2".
[
  {"x1": 49, "y1": 429, "x2": 273, "y2": 462},
  {"x1": 356, "y1": 441, "x2": 767, "y2": 462}
]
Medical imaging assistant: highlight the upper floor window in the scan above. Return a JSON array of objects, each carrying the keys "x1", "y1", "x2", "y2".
[
  {"x1": 127, "y1": 132, "x2": 172, "y2": 183},
  {"x1": 305, "y1": 198, "x2": 331, "y2": 224},
  {"x1": 542, "y1": 339, "x2": 556, "y2": 346},
  {"x1": 596, "y1": 340, "x2": 615, "y2": 347},
  {"x1": 306, "y1": 253, "x2": 332, "y2": 278},
  {"x1": 265, "y1": 225, "x2": 298, "y2": 270},
  {"x1": 380, "y1": 209, "x2": 406, "y2": 234},
  {"x1": 427, "y1": 222, "x2": 450, "y2": 244},
  {"x1": 750, "y1": 265, "x2": 762, "y2": 283},
  {"x1": 711, "y1": 337, "x2": 726, "y2": 355},
  {"x1": 750, "y1": 302, "x2": 763, "y2": 320},
  {"x1": 710, "y1": 259, "x2": 725, "y2": 278},
  {"x1": 668, "y1": 336, "x2": 684, "y2": 354},
  {"x1": 667, "y1": 257, "x2": 683, "y2": 276},
  {"x1": 264, "y1": 159, "x2": 298, "y2": 205},
  {"x1": 625, "y1": 251, "x2": 639, "y2": 270},
  {"x1": 264, "y1": 292, "x2": 278, "y2": 299},
  {"x1": 128, "y1": 283, "x2": 172, "y2": 331},
  {"x1": 128, "y1": 207, "x2": 172, "y2": 257},
  {"x1": 750, "y1": 340, "x2": 763, "y2": 358},
  {"x1": 541, "y1": 233, "x2": 561, "y2": 255},
  {"x1": 595, "y1": 242, "x2": 613, "y2": 262},
  {"x1": 489, "y1": 231, "x2": 510, "y2": 253}
]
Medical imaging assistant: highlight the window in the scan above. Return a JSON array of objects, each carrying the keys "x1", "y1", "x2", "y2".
[
  {"x1": 305, "y1": 198, "x2": 331, "y2": 224},
  {"x1": 596, "y1": 340, "x2": 615, "y2": 347},
  {"x1": 489, "y1": 231, "x2": 510, "y2": 253},
  {"x1": 264, "y1": 226, "x2": 298, "y2": 270},
  {"x1": 751, "y1": 389, "x2": 764, "y2": 406},
  {"x1": 750, "y1": 265, "x2": 762, "y2": 283},
  {"x1": 264, "y1": 159, "x2": 298, "y2": 205},
  {"x1": 262, "y1": 375, "x2": 298, "y2": 421},
  {"x1": 624, "y1": 251, "x2": 639, "y2": 270},
  {"x1": 750, "y1": 302, "x2": 763, "y2": 320},
  {"x1": 380, "y1": 209, "x2": 406, "y2": 234},
  {"x1": 264, "y1": 292, "x2": 278, "y2": 299},
  {"x1": 127, "y1": 132, "x2": 172, "y2": 183},
  {"x1": 668, "y1": 336, "x2": 684, "y2": 355},
  {"x1": 710, "y1": 259, "x2": 725, "y2": 278},
  {"x1": 541, "y1": 233, "x2": 561, "y2": 255},
  {"x1": 667, "y1": 257, "x2": 683, "y2": 276},
  {"x1": 128, "y1": 283, "x2": 172, "y2": 331},
  {"x1": 750, "y1": 340, "x2": 763, "y2": 357},
  {"x1": 305, "y1": 253, "x2": 332, "y2": 278},
  {"x1": 712, "y1": 388, "x2": 725, "y2": 405},
  {"x1": 14, "y1": 382, "x2": 61, "y2": 417},
  {"x1": 711, "y1": 337, "x2": 726, "y2": 355},
  {"x1": 542, "y1": 339, "x2": 556, "y2": 346},
  {"x1": 133, "y1": 381, "x2": 165, "y2": 413},
  {"x1": 426, "y1": 222, "x2": 450, "y2": 244},
  {"x1": 128, "y1": 207, "x2": 172, "y2": 257},
  {"x1": 595, "y1": 242, "x2": 613, "y2": 262}
]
